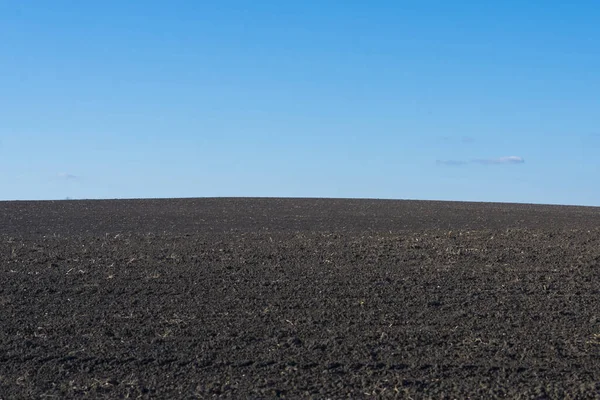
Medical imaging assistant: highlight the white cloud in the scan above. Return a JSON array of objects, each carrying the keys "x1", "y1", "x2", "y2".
[
  {"x1": 436, "y1": 156, "x2": 526, "y2": 167},
  {"x1": 471, "y1": 156, "x2": 525, "y2": 165}
]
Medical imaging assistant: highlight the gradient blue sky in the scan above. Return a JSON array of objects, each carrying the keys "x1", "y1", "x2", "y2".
[{"x1": 1, "y1": 1, "x2": 599, "y2": 205}]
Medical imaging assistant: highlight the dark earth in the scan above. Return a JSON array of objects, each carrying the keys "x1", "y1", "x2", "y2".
[{"x1": 2, "y1": 198, "x2": 600, "y2": 399}]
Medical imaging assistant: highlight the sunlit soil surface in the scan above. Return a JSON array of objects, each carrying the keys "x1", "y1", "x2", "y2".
[{"x1": 2, "y1": 198, "x2": 600, "y2": 398}]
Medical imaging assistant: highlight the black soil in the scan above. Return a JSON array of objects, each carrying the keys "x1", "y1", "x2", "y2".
[{"x1": 1, "y1": 198, "x2": 600, "y2": 398}]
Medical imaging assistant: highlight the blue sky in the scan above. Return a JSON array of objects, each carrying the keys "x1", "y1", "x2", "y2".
[{"x1": 1, "y1": 1, "x2": 599, "y2": 205}]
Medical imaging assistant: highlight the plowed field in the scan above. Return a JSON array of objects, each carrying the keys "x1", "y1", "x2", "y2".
[{"x1": 2, "y1": 198, "x2": 600, "y2": 398}]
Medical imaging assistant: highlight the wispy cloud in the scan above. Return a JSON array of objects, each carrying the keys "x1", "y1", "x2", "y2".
[
  {"x1": 436, "y1": 156, "x2": 525, "y2": 167},
  {"x1": 57, "y1": 172, "x2": 79, "y2": 180},
  {"x1": 436, "y1": 160, "x2": 468, "y2": 167},
  {"x1": 471, "y1": 156, "x2": 525, "y2": 165}
]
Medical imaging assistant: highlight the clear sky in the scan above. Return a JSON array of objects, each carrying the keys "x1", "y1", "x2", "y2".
[{"x1": 1, "y1": 1, "x2": 599, "y2": 205}]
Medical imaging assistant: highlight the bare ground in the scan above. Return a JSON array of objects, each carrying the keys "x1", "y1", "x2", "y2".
[{"x1": 1, "y1": 198, "x2": 600, "y2": 398}]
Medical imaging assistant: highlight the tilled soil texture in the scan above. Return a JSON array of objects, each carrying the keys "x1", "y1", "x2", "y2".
[{"x1": 2, "y1": 198, "x2": 600, "y2": 399}]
